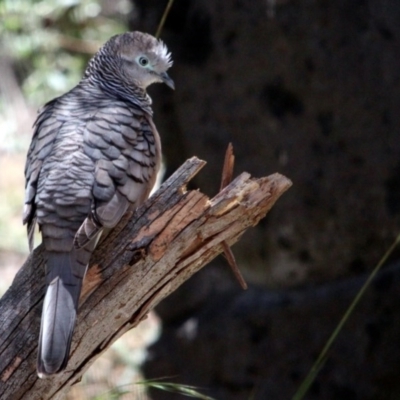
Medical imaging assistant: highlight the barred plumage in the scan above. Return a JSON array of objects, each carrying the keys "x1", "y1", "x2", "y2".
[{"x1": 23, "y1": 31, "x2": 174, "y2": 377}]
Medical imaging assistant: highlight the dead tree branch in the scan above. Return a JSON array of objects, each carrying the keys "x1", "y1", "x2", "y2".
[{"x1": 0, "y1": 157, "x2": 292, "y2": 399}]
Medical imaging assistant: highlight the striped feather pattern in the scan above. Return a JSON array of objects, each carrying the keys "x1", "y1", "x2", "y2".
[{"x1": 23, "y1": 31, "x2": 172, "y2": 376}]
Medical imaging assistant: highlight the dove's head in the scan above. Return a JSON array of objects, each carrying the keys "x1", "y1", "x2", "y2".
[{"x1": 86, "y1": 31, "x2": 174, "y2": 92}]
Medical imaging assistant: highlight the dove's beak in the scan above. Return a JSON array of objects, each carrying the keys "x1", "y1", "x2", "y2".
[{"x1": 160, "y1": 72, "x2": 175, "y2": 90}]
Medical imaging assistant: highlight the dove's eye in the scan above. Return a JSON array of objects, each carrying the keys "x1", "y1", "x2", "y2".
[{"x1": 138, "y1": 56, "x2": 149, "y2": 67}]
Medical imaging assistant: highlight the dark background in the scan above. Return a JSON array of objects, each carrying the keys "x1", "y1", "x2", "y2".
[{"x1": 132, "y1": 1, "x2": 400, "y2": 399}]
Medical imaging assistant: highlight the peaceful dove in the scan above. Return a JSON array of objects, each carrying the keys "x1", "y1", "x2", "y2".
[{"x1": 23, "y1": 31, "x2": 174, "y2": 377}]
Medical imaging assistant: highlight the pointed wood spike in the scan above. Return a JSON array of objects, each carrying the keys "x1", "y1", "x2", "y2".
[
  {"x1": 220, "y1": 142, "x2": 235, "y2": 191},
  {"x1": 220, "y1": 143, "x2": 248, "y2": 290},
  {"x1": 222, "y1": 242, "x2": 248, "y2": 290}
]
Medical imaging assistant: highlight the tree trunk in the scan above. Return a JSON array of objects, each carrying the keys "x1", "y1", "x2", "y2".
[{"x1": 0, "y1": 157, "x2": 291, "y2": 399}]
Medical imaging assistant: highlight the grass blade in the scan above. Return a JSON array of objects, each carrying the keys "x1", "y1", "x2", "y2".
[
  {"x1": 292, "y1": 233, "x2": 400, "y2": 400},
  {"x1": 155, "y1": 0, "x2": 175, "y2": 39}
]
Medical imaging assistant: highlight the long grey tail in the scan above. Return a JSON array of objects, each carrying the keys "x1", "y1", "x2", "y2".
[{"x1": 37, "y1": 251, "x2": 87, "y2": 377}]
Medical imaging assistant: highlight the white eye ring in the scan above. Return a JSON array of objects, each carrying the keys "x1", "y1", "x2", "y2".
[{"x1": 138, "y1": 56, "x2": 149, "y2": 67}]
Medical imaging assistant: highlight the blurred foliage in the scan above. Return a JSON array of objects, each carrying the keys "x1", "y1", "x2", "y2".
[
  {"x1": 0, "y1": 0, "x2": 132, "y2": 107},
  {"x1": 0, "y1": 0, "x2": 133, "y2": 255}
]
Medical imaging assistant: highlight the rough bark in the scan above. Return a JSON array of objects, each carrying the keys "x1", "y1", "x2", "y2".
[{"x1": 0, "y1": 157, "x2": 291, "y2": 399}]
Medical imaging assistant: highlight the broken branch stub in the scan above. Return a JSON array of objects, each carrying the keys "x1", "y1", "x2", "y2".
[
  {"x1": 0, "y1": 156, "x2": 292, "y2": 399},
  {"x1": 219, "y1": 143, "x2": 248, "y2": 289}
]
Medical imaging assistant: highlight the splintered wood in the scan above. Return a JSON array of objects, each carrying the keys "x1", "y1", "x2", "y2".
[
  {"x1": 219, "y1": 143, "x2": 248, "y2": 290},
  {"x1": 0, "y1": 154, "x2": 292, "y2": 399}
]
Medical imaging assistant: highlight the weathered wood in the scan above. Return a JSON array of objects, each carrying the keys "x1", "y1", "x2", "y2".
[
  {"x1": 0, "y1": 157, "x2": 292, "y2": 399},
  {"x1": 219, "y1": 143, "x2": 247, "y2": 289}
]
